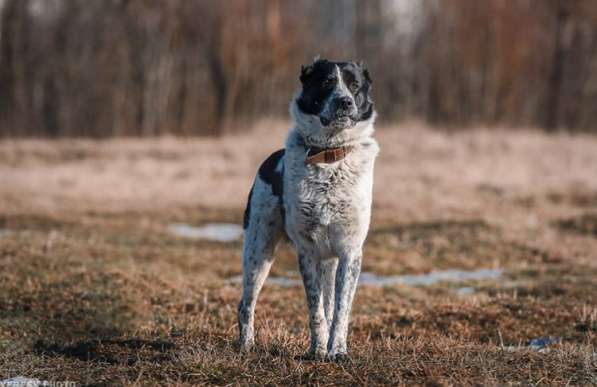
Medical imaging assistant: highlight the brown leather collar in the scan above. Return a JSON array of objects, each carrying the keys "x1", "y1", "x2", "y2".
[{"x1": 304, "y1": 145, "x2": 353, "y2": 165}]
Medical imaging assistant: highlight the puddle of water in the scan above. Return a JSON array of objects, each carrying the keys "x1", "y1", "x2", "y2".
[
  {"x1": 0, "y1": 229, "x2": 13, "y2": 238},
  {"x1": 227, "y1": 275, "x2": 301, "y2": 287},
  {"x1": 168, "y1": 223, "x2": 243, "y2": 242},
  {"x1": 228, "y1": 268, "x2": 502, "y2": 288},
  {"x1": 358, "y1": 268, "x2": 502, "y2": 287},
  {"x1": 262, "y1": 276, "x2": 302, "y2": 287},
  {"x1": 529, "y1": 336, "x2": 561, "y2": 350},
  {"x1": 502, "y1": 337, "x2": 561, "y2": 353},
  {"x1": 455, "y1": 286, "x2": 476, "y2": 296}
]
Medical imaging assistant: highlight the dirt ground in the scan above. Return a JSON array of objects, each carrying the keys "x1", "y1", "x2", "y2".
[{"x1": 0, "y1": 121, "x2": 596, "y2": 385}]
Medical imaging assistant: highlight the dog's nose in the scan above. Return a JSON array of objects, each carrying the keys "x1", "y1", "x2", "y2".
[{"x1": 339, "y1": 97, "x2": 354, "y2": 110}]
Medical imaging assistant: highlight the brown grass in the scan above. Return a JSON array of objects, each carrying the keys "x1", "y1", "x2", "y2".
[{"x1": 0, "y1": 122, "x2": 596, "y2": 385}]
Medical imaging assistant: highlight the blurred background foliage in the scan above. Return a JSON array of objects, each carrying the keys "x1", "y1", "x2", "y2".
[{"x1": 1, "y1": 0, "x2": 597, "y2": 137}]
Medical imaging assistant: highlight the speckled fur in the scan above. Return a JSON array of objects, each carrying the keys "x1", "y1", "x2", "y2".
[{"x1": 238, "y1": 63, "x2": 379, "y2": 360}]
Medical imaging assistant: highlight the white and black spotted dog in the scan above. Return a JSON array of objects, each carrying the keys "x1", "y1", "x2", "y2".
[{"x1": 238, "y1": 58, "x2": 378, "y2": 361}]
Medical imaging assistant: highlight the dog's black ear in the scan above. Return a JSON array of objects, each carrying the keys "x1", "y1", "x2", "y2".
[
  {"x1": 363, "y1": 68, "x2": 372, "y2": 84},
  {"x1": 357, "y1": 61, "x2": 372, "y2": 84},
  {"x1": 300, "y1": 64, "x2": 314, "y2": 84},
  {"x1": 300, "y1": 56, "x2": 324, "y2": 84}
]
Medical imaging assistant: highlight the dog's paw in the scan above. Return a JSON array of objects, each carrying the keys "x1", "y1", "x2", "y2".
[
  {"x1": 297, "y1": 348, "x2": 327, "y2": 361},
  {"x1": 311, "y1": 349, "x2": 328, "y2": 361},
  {"x1": 328, "y1": 352, "x2": 351, "y2": 363},
  {"x1": 238, "y1": 339, "x2": 254, "y2": 353}
]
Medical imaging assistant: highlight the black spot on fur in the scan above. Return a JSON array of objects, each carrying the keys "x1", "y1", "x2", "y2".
[
  {"x1": 280, "y1": 197, "x2": 286, "y2": 226},
  {"x1": 258, "y1": 149, "x2": 285, "y2": 198},
  {"x1": 245, "y1": 149, "x2": 286, "y2": 228},
  {"x1": 243, "y1": 184, "x2": 254, "y2": 229}
]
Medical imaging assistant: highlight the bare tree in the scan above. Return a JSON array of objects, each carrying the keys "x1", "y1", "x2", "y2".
[{"x1": 1, "y1": 0, "x2": 597, "y2": 137}]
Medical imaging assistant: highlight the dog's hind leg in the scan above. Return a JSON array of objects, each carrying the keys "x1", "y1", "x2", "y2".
[{"x1": 238, "y1": 177, "x2": 284, "y2": 352}]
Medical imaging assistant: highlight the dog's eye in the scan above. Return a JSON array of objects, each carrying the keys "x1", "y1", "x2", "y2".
[
  {"x1": 322, "y1": 77, "x2": 335, "y2": 88},
  {"x1": 349, "y1": 82, "x2": 360, "y2": 92}
]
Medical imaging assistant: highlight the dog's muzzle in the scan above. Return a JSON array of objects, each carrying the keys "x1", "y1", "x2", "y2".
[{"x1": 319, "y1": 97, "x2": 357, "y2": 127}]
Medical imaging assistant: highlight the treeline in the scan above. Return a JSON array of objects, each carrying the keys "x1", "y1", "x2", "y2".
[{"x1": 1, "y1": 0, "x2": 596, "y2": 137}]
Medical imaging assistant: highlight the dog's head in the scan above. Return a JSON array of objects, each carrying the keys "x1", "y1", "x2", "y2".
[{"x1": 291, "y1": 58, "x2": 375, "y2": 145}]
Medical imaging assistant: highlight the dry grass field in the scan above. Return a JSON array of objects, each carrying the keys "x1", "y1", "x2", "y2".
[{"x1": 0, "y1": 122, "x2": 596, "y2": 385}]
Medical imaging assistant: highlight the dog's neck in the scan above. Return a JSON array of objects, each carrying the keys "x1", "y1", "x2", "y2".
[{"x1": 289, "y1": 97, "x2": 376, "y2": 149}]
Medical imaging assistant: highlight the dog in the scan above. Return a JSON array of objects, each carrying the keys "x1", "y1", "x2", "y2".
[{"x1": 238, "y1": 58, "x2": 378, "y2": 360}]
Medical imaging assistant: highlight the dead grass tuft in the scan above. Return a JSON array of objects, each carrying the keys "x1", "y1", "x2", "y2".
[{"x1": 555, "y1": 213, "x2": 597, "y2": 237}]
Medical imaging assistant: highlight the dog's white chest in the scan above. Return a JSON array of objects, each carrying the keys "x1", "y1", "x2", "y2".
[
  {"x1": 300, "y1": 163, "x2": 365, "y2": 224},
  {"x1": 283, "y1": 139, "x2": 378, "y2": 255}
]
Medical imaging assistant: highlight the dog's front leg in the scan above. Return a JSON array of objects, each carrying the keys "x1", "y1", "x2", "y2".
[
  {"x1": 298, "y1": 251, "x2": 328, "y2": 359},
  {"x1": 320, "y1": 257, "x2": 338, "y2": 328},
  {"x1": 327, "y1": 249, "x2": 362, "y2": 360}
]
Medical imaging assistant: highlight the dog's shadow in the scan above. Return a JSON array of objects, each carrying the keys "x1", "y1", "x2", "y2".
[
  {"x1": 1, "y1": 269, "x2": 176, "y2": 365},
  {"x1": 33, "y1": 338, "x2": 175, "y2": 365}
]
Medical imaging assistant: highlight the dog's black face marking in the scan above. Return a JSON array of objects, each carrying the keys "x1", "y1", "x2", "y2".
[
  {"x1": 339, "y1": 61, "x2": 374, "y2": 122},
  {"x1": 297, "y1": 59, "x2": 373, "y2": 127},
  {"x1": 297, "y1": 59, "x2": 338, "y2": 116}
]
